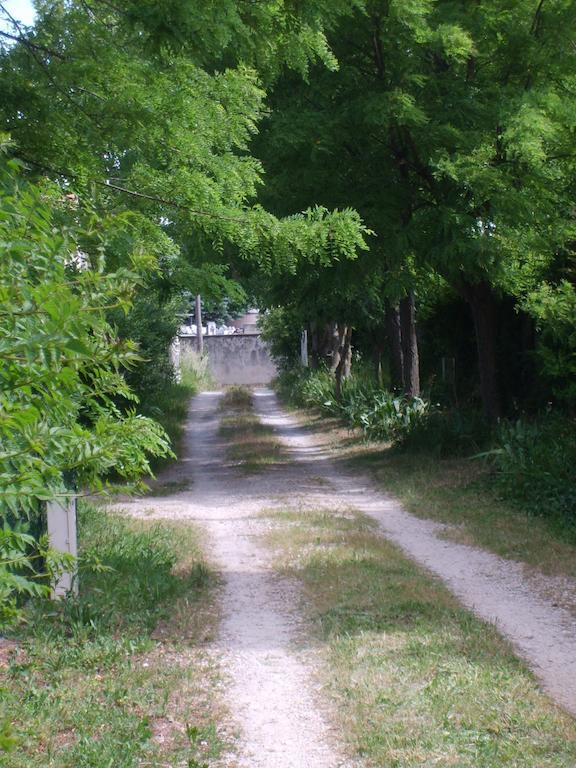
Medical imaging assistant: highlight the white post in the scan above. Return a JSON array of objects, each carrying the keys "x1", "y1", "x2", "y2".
[
  {"x1": 46, "y1": 498, "x2": 78, "y2": 598},
  {"x1": 195, "y1": 294, "x2": 204, "y2": 355},
  {"x1": 301, "y1": 329, "x2": 309, "y2": 367}
]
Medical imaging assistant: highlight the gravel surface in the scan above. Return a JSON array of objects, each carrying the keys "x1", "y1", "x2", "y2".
[{"x1": 126, "y1": 391, "x2": 354, "y2": 768}]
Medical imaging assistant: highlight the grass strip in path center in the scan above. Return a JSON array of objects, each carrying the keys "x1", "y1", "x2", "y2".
[{"x1": 219, "y1": 386, "x2": 286, "y2": 473}]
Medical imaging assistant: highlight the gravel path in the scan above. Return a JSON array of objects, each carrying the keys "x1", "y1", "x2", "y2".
[
  {"x1": 127, "y1": 388, "x2": 576, "y2": 767},
  {"x1": 128, "y1": 391, "x2": 353, "y2": 768},
  {"x1": 252, "y1": 388, "x2": 576, "y2": 718}
]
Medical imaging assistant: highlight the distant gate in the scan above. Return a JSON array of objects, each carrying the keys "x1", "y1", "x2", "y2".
[{"x1": 179, "y1": 333, "x2": 277, "y2": 386}]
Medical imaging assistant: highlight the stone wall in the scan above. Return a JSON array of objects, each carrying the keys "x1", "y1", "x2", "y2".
[{"x1": 179, "y1": 333, "x2": 277, "y2": 386}]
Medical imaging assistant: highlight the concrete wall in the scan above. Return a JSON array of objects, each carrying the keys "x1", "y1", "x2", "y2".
[{"x1": 179, "y1": 333, "x2": 277, "y2": 386}]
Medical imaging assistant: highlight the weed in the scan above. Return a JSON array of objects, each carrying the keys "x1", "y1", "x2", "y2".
[
  {"x1": 220, "y1": 385, "x2": 253, "y2": 409},
  {"x1": 180, "y1": 349, "x2": 214, "y2": 392}
]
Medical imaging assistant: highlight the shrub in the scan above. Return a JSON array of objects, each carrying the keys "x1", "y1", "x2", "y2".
[
  {"x1": 487, "y1": 416, "x2": 576, "y2": 521},
  {"x1": 0, "y1": 156, "x2": 173, "y2": 515},
  {"x1": 259, "y1": 307, "x2": 302, "y2": 368}
]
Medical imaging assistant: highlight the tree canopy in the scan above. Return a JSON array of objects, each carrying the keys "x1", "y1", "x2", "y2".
[
  {"x1": 0, "y1": 0, "x2": 371, "y2": 509},
  {"x1": 254, "y1": 0, "x2": 576, "y2": 418}
]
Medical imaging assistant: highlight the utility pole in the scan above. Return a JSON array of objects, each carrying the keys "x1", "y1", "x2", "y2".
[{"x1": 195, "y1": 294, "x2": 203, "y2": 354}]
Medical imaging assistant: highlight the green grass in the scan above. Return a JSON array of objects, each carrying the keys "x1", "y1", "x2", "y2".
[
  {"x1": 264, "y1": 506, "x2": 576, "y2": 767},
  {"x1": 219, "y1": 386, "x2": 286, "y2": 473},
  {"x1": 0, "y1": 504, "x2": 229, "y2": 768},
  {"x1": 220, "y1": 385, "x2": 253, "y2": 410},
  {"x1": 180, "y1": 349, "x2": 215, "y2": 392}
]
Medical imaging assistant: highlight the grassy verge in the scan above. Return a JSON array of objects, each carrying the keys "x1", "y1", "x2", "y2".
[
  {"x1": 264, "y1": 506, "x2": 576, "y2": 767},
  {"x1": 1, "y1": 504, "x2": 230, "y2": 768},
  {"x1": 219, "y1": 386, "x2": 285, "y2": 474},
  {"x1": 288, "y1": 405, "x2": 576, "y2": 580},
  {"x1": 150, "y1": 381, "x2": 196, "y2": 471},
  {"x1": 149, "y1": 351, "x2": 214, "y2": 473}
]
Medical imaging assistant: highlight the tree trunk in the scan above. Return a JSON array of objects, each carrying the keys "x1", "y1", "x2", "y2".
[
  {"x1": 335, "y1": 325, "x2": 352, "y2": 400},
  {"x1": 400, "y1": 291, "x2": 420, "y2": 398},
  {"x1": 309, "y1": 322, "x2": 320, "y2": 369},
  {"x1": 458, "y1": 279, "x2": 502, "y2": 422},
  {"x1": 385, "y1": 302, "x2": 404, "y2": 392},
  {"x1": 329, "y1": 322, "x2": 341, "y2": 373}
]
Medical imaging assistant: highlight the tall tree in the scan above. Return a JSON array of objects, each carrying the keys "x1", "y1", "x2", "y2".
[
  {"x1": 254, "y1": 0, "x2": 576, "y2": 419},
  {"x1": 0, "y1": 0, "x2": 369, "y2": 284}
]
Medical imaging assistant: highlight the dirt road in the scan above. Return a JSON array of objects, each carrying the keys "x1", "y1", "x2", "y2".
[{"x1": 128, "y1": 389, "x2": 576, "y2": 766}]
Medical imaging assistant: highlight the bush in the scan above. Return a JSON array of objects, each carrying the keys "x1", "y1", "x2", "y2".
[
  {"x1": 398, "y1": 408, "x2": 492, "y2": 457},
  {"x1": 259, "y1": 307, "x2": 303, "y2": 368},
  {"x1": 276, "y1": 367, "x2": 430, "y2": 442},
  {"x1": 488, "y1": 416, "x2": 576, "y2": 521}
]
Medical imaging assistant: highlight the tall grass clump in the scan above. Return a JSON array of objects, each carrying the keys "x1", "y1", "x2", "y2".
[
  {"x1": 220, "y1": 385, "x2": 253, "y2": 410},
  {"x1": 24, "y1": 504, "x2": 209, "y2": 639},
  {"x1": 180, "y1": 349, "x2": 214, "y2": 391}
]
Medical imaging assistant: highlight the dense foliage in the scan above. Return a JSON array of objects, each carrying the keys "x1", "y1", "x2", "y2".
[
  {"x1": 0, "y1": 155, "x2": 173, "y2": 514},
  {"x1": 277, "y1": 367, "x2": 429, "y2": 442},
  {"x1": 488, "y1": 417, "x2": 576, "y2": 522}
]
